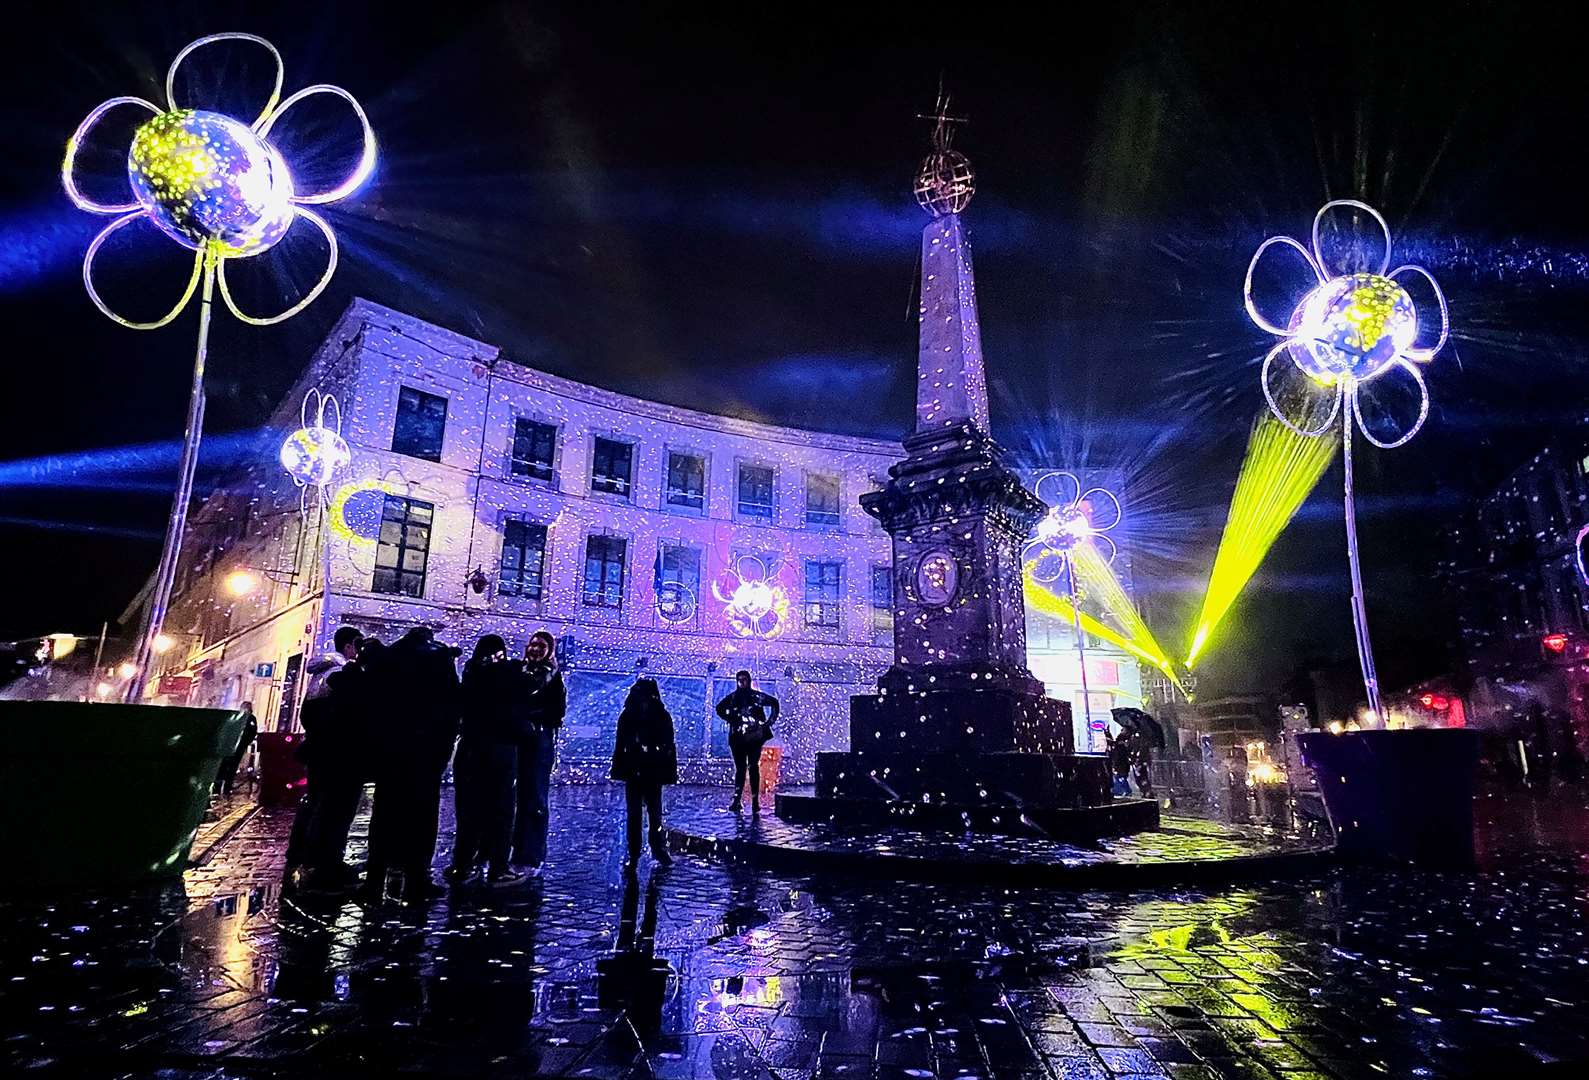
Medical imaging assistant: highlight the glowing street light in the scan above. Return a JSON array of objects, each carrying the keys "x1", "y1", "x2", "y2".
[
  {"x1": 225, "y1": 570, "x2": 261, "y2": 597},
  {"x1": 151, "y1": 634, "x2": 175, "y2": 655},
  {"x1": 1246, "y1": 201, "x2": 1448, "y2": 724},
  {"x1": 63, "y1": 33, "x2": 376, "y2": 702}
]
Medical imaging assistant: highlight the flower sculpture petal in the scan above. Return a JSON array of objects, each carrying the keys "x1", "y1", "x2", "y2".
[
  {"x1": 62, "y1": 32, "x2": 375, "y2": 329},
  {"x1": 1022, "y1": 471, "x2": 1121, "y2": 585},
  {"x1": 1246, "y1": 200, "x2": 1448, "y2": 448}
]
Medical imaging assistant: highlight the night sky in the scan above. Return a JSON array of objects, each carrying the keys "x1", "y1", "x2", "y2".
[{"x1": 3, "y1": 1, "x2": 1587, "y2": 698}]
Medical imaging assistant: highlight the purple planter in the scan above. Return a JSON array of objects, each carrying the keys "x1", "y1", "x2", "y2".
[{"x1": 1296, "y1": 728, "x2": 1481, "y2": 866}]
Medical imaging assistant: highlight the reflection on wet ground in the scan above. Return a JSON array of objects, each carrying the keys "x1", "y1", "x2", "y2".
[{"x1": 3, "y1": 784, "x2": 1588, "y2": 1078}]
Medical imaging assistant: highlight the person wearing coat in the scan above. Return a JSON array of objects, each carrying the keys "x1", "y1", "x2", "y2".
[
  {"x1": 511, "y1": 630, "x2": 565, "y2": 874},
  {"x1": 714, "y1": 670, "x2": 779, "y2": 813},
  {"x1": 447, "y1": 635, "x2": 529, "y2": 888},
  {"x1": 363, "y1": 627, "x2": 461, "y2": 901},
  {"x1": 285, "y1": 626, "x2": 365, "y2": 888},
  {"x1": 610, "y1": 678, "x2": 677, "y2": 873}
]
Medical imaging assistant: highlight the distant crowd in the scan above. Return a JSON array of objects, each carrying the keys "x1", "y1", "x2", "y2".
[{"x1": 280, "y1": 626, "x2": 780, "y2": 900}]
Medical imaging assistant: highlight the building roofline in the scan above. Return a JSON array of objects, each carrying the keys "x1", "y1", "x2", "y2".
[{"x1": 342, "y1": 297, "x2": 903, "y2": 458}]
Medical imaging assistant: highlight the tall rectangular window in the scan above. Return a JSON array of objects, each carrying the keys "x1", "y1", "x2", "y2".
[
  {"x1": 666, "y1": 451, "x2": 706, "y2": 511},
  {"x1": 654, "y1": 543, "x2": 702, "y2": 622},
  {"x1": 738, "y1": 463, "x2": 775, "y2": 522},
  {"x1": 805, "y1": 559, "x2": 842, "y2": 628},
  {"x1": 591, "y1": 437, "x2": 633, "y2": 496},
  {"x1": 871, "y1": 564, "x2": 893, "y2": 633},
  {"x1": 498, "y1": 519, "x2": 548, "y2": 598},
  {"x1": 806, "y1": 473, "x2": 841, "y2": 527},
  {"x1": 511, "y1": 419, "x2": 557, "y2": 481},
  {"x1": 391, "y1": 386, "x2": 447, "y2": 461},
  {"x1": 372, "y1": 495, "x2": 434, "y2": 597},
  {"x1": 583, "y1": 535, "x2": 626, "y2": 608}
]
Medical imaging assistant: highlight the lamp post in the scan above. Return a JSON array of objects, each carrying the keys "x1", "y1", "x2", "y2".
[{"x1": 63, "y1": 33, "x2": 375, "y2": 702}]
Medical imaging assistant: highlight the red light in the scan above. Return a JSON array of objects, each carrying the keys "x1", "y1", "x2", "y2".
[
  {"x1": 1429, "y1": 695, "x2": 1450, "y2": 711},
  {"x1": 1420, "y1": 694, "x2": 1434, "y2": 707},
  {"x1": 1544, "y1": 633, "x2": 1568, "y2": 653}
]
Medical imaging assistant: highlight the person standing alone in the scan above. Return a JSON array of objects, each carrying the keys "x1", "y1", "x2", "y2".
[
  {"x1": 512, "y1": 630, "x2": 565, "y2": 875},
  {"x1": 715, "y1": 670, "x2": 778, "y2": 814},
  {"x1": 611, "y1": 678, "x2": 676, "y2": 874}
]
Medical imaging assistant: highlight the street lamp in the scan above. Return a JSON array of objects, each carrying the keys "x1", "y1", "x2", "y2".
[{"x1": 63, "y1": 33, "x2": 376, "y2": 702}]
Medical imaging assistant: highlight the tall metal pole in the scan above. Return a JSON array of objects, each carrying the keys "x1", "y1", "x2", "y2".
[
  {"x1": 127, "y1": 246, "x2": 217, "y2": 703},
  {"x1": 1067, "y1": 560, "x2": 1094, "y2": 751},
  {"x1": 1342, "y1": 399, "x2": 1384, "y2": 726}
]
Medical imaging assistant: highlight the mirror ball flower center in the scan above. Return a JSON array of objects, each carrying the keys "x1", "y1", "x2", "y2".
[
  {"x1": 1286, "y1": 272, "x2": 1416, "y2": 385},
  {"x1": 128, "y1": 109, "x2": 296, "y2": 257}
]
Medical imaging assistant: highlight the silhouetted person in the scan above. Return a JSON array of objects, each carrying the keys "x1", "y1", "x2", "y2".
[
  {"x1": 511, "y1": 630, "x2": 565, "y2": 874},
  {"x1": 285, "y1": 626, "x2": 365, "y2": 889},
  {"x1": 447, "y1": 634, "x2": 529, "y2": 888},
  {"x1": 364, "y1": 628, "x2": 461, "y2": 901},
  {"x1": 214, "y1": 702, "x2": 257, "y2": 796},
  {"x1": 715, "y1": 670, "x2": 778, "y2": 813},
  {"x1": 611, "y1": 678, "x2": 677, "y2": 873}
]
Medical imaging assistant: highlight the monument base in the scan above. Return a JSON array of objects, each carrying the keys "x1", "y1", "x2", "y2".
[{"x1": 781, "y1": 687, "x2": 1155, "y2": 841}]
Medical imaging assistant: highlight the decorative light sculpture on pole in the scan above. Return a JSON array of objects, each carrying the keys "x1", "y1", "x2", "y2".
[
  {"x1": 1245, "y1": 199, "x2": 1448, "y2": 723},
  {"x1": 280, "y1": 387, "x2": 352, "y2": 595},
  {"x1": 1023, "y1": 471, "x2": 1121, "y2": 747},
  {"x1": 63, "y1": 33, "x2": 376, "y2": 701}
]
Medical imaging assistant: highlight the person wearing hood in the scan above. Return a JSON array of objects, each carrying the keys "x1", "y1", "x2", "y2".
[
  {"x1": 284, "y1": 626, "x2": 364, "y2": 888},
  {"x1": 511, "y1": 630, "x2": 565, "y2": 874},
  {"x1": 610, "y1": 677, "x2": 677, "y2": 873},
  {"x1": 363, "y1": 627, "x2": 461, "y2": 901},
  {"x1": 446, "y1": 635, "x2": 530, "y2": 888}
]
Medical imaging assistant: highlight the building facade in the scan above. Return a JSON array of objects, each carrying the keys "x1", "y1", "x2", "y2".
[
  {"x1": 145, "y1": 299, "x2": 1156, "y2": 776},
  {"x1": 150, "y1": 299, "x2": 902, "y2": 784},
  {"x1": 1437, "y1": 434, "x2": 1589, "y2": 739}
]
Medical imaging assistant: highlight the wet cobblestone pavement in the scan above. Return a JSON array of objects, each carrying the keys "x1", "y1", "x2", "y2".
[
  {"x1": 4, "y1": 783, "x2": 1588, "y2": 1078},
  {"x1": 665, "y1": 790, "x2": 1332, "y2": 886}
]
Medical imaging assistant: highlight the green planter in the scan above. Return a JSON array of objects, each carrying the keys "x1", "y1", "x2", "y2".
[{"x1": 0, "y1": 702, "x2": 244, "y2": 891}]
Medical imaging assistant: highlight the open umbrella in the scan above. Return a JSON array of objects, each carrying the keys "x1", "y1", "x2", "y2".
[{"x1": 1111, "y1": 707, "x2": 1166, "y2": 750}]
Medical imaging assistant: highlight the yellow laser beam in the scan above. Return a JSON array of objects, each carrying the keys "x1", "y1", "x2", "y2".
[
  {"x1": 1024, "y1": 563, "x2": 1188, "y2": 699},
  {"x1": 1185, "y1": 414, "x2": 1338, "y2": 667}
]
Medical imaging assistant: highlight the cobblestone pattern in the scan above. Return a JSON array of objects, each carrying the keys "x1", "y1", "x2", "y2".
[{"x1": 3, "y1": 785, "x2": 1587, "y2": 1078}]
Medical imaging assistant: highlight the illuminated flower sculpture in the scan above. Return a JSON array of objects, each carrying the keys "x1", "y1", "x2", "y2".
[
  {"x1": 1246, "y1": 200, "x2": 1448, "y2": 721},
  {"x1": 281, "y1": 389, "x2": 351, "y2": 514},
  {"x1": 62, "y1": 32, "x2": 375, "y2": 699},
  {"x1": 1022, "y1": 471, "x2": 1122, "y2": 585},
  {"x1": 712, "y1": 555, "x2": 791, "y2": 640},
  {"x1": 1022, "y1": 471, "x2": 1121, "y2": 742}
]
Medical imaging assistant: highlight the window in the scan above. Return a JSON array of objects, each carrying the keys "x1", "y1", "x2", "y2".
[
  {"x1": 391, "y1": 386, "x2": 447, "y2": 461},
  {"x1": 511, "y1": 419, "x2": 557, "y2": 481},
  {"x1": 666, "y1": 451, "x2": 706, "y2": 511},
  {"x1": 806, "y1": 473, "x2": 841, "y2": 527},
  {"x1": 738, "y1": 463, "x2": 775, "y2": 522},
  {"x1": 372, "y1": 495, "x2": 433, "y2": 597},
  {"x1": 654, "y1": 543, "x2": 702, "y2": 622},
  {"x1": 871, "y1": 564, "x2": 893, "y2": 633},
  {"x1": 583, "y1": 535, "x2": 627, "y2": 608},
  {"x1": 805, "y1": 559, "x2": 842, "y2": 628},
  {"x1": 498, "y1": 519, "x2": 548, "y2": 598},
  {"x1": 591, "y1": 437, "x2": 633, "y2": 496}
]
